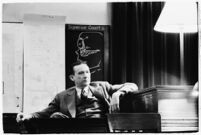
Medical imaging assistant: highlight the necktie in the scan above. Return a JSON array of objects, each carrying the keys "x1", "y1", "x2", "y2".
[{"x1": 81, "y1": 88, "x2": 88, "y2": 100}]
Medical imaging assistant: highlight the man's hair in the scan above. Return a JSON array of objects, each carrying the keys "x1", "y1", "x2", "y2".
[{"x1": 70, "y1": 60, "x2": 88, "y2": 75}]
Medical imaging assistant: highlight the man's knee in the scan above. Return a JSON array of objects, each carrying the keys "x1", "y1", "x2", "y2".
[{"x1": 50, "y1": 112, "x2": 69, "y2": 118}]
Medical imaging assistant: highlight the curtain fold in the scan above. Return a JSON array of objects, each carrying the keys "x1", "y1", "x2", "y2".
[{"x1": 110, "y1": 2, "x2": 198, "y2": 89}]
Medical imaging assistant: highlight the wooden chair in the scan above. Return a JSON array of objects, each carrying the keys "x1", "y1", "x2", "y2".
[{"x1": 107, "y1": 113, "x2": 161, "y2": 133}]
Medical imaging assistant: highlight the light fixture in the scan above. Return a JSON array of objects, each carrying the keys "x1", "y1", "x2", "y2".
[
  {"x1": 154, "y1": 1, "x2": 198, "y2": 84},
  {"x1": 154, "y1": 1, "x2": 197, "y2": 33}
]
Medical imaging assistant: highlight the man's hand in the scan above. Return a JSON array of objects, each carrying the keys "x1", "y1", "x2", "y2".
[
  {"x1": 109, "y1": 92, "x2": 123, "y2": 113},
  {"x1": 16, "y1": 113, "x2": 33, "y2": 123}
]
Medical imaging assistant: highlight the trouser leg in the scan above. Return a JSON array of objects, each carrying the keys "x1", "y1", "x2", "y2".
[{"x1": 50, "y1": 112, "x2": 69, "y2": 118}]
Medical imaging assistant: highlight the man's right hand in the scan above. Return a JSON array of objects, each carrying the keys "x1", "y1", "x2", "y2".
[{"x1": 16, "y1": 113, "x2": 33, "y2": 123}]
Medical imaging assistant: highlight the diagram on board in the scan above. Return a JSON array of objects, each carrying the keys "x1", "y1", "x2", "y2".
[{"x1": 75, "y1": 32, "x2": 103, "y2": 74}]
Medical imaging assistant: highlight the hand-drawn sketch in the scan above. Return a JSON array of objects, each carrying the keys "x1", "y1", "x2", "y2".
[
  {"x1": 66, "y1": 25, "x2": 109, "y2": 87},
  {"x1": 75, "y1": 32, "x2": 103, "y2": 74}
]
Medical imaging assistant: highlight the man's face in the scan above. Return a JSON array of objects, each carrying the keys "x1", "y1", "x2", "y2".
[{"x1": 71, "y1": 64, "x2": 91, "y2": 88}]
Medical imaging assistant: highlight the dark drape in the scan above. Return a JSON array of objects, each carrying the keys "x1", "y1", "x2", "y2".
[{"x1": 110, "y1": 2, "x2": 198, "y2": 89}]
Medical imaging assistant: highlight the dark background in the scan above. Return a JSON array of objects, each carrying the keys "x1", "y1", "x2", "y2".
[
  {"x1": 66, "y1": 2, "x2": 198, "y2": 89},
  {"x1": 110, "y1": 2, "x2": 198, "y2": 89}
]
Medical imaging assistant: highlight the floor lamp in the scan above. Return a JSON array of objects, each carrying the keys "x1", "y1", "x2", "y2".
[{"x1": 154, "y1": 1, "x2": 198, "y2": 84}]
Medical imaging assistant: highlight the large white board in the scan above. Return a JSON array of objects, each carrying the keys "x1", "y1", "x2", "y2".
[
  {"x1": 2, "y1": 23, "x2": 23, "y2": 113},
  {"x1": 23, "y1": 14, "x2": 65, "y2": 113}
]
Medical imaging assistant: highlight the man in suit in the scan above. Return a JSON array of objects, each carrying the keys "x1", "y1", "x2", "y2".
[{"x1": 16, "y1": 61, "x2": 138, "y2": 122}]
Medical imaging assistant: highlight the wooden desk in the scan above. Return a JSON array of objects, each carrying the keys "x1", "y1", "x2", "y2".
[
  {"x1": 3, "y1": 113, "x2": 20, "y2": 133},
  {"x1": 107, "y1": 113, "x2": 161, "y2": 133},
  {"x1": 20, "y1": 118, "x2": 108, "y2": 133},
  {"x1": 3, "y1": 113, "x2": 161, "y2": 133},
  {"x1": 3, "y1": 114, "x2": 108, "y2": 133},
  {"x1": 120, "y1": 85, "x2": 198, "y2": 132}
]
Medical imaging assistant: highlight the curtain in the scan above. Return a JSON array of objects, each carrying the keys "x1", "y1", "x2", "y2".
[{"x1": 110, "y1": 2, "x2": 198, "y2": 89}]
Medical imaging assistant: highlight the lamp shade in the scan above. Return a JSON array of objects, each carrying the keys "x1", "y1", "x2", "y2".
[{"x1": 154, "y1": 1, "x2": 198, "y2": 33}]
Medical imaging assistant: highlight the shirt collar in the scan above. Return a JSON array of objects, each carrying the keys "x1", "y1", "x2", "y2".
[{"x1": 75, "y1": 86, "x2": 89, "y2": 94}]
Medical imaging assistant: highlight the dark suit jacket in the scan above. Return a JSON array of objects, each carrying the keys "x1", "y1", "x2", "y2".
[{"x1": 32, "y1": 81, "x2": 137, "y2": 118}]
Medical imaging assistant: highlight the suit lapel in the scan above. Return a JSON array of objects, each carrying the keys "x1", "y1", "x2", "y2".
[
  {"x1": 66, "y1": 88, "x2": 76, "y2": 118},
  {"x1": 89, "y1": 84, "x2": 110, "y2": 107},
  {"x1": 89, "y1": 85, "x2": 104, "y2": 99},
  {"x1": 66, "y1": 84, "x2": 109, "y2": 118}
]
